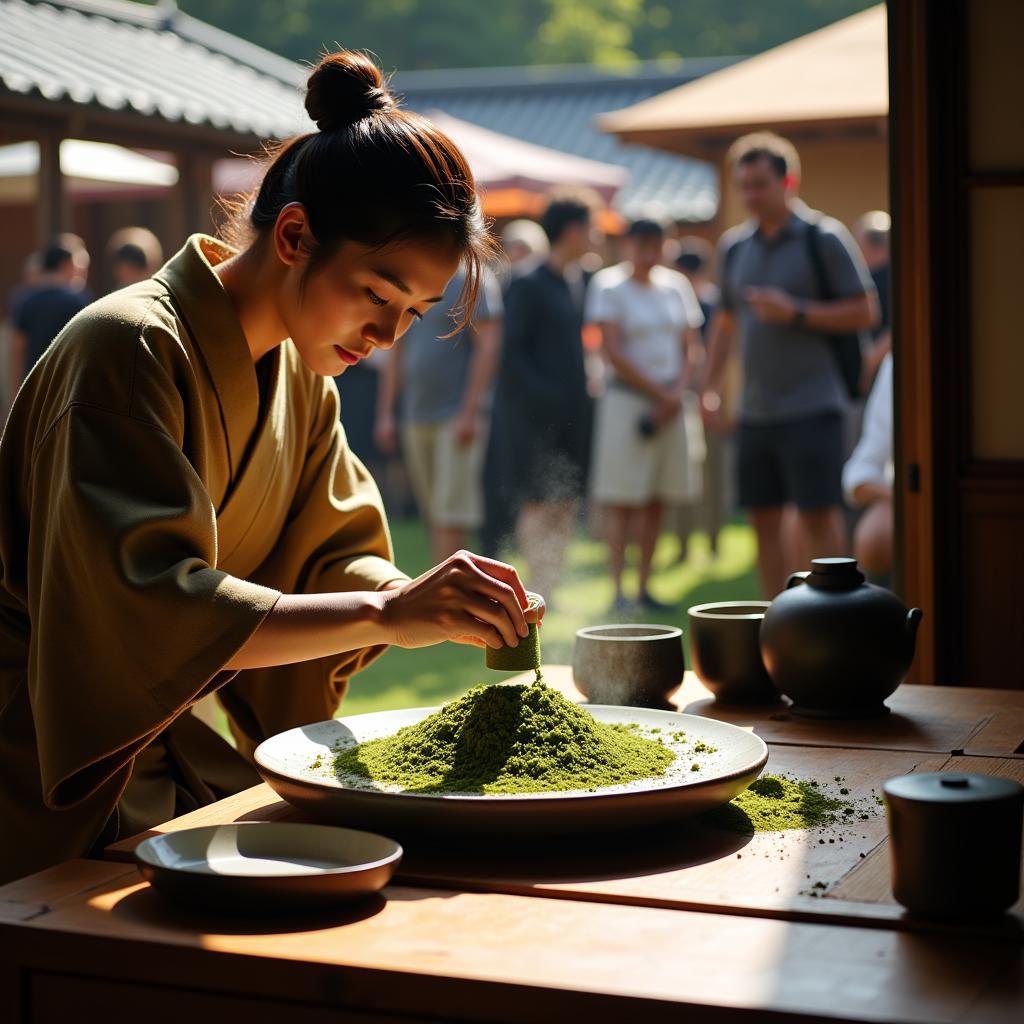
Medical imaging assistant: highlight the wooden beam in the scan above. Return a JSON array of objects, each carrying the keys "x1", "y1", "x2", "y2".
[
  {"x1": 605, "y1": 116, "x2": 887, "y2": 158},
  {"x1": 0, "y1": 91, "x2": 272, "y2": 154}
]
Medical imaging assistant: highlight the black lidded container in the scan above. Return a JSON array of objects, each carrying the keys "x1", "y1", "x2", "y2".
[{"x1": 883, "y1": 772, "x2": 1023, "y2": 919}]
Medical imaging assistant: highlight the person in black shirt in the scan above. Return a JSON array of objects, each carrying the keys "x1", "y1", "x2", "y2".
[
  {"x1": 480, "y1": 218, "x2": 551, "y2": 559},
  {"x1": 494, "y1": 189, "x2": 598, "y2": 601},
  {"x1": 12, "y1": 236, "x2": 90, "y2": 386}
]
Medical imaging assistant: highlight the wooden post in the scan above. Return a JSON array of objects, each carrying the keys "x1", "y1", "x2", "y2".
[
  {"x1": 174, "y1": 149, "x2": 217, "y2": 237},
  {"x1": 35, "y1": 130, "x2": 68, "y2": 246},
  {"x1": 888, "y1": 0, "x2": 936, "y2": 684}
]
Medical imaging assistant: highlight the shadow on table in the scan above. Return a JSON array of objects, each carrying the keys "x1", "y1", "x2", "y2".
[
  {"x1": 397, "y1": 812, "x2": 754, "y2": 886},
  {"x1": 111, "y1": 884, "x2": 389, "y2": 935},
  {"x1": 682, "y1": 696, "x2": 940, "y2": 748}
]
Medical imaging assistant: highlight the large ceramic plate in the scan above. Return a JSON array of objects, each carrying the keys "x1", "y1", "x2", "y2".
[
  {"x1": 135, "y1": 823, "x2": 402, "y2": 911},
  {"x1": 254, "y1": 706, "x2": 768, "y2": 836}
]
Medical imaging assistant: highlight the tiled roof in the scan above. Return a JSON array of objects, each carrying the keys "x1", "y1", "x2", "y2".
[
  {"x1": 0, "y1": 0, "x2": 309, "y2": 140},
  {"x1": 0, "y1": 1, "x2": 740, "y2": 222},
  {"x1": 392, "y1": 59, "x2": 743, "y2": 223}
]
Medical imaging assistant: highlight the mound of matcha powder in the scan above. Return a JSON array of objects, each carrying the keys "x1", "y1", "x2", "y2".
[{"x1": 331, "y1": 680, "x2": 675, "y2": 795}]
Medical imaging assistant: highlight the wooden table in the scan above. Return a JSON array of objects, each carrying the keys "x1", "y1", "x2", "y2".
[{"x1": 3, "y1": 670, "x2": 1023, "y2": 1022}]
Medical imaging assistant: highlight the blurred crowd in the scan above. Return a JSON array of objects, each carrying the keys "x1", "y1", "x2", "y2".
[
  {"x1": 1, "y1": 131, "x2": 894, "y2": 606},
  {"x1": 362, "y1": 130, "x2": 893, "y2": 605},
  {"x1": 3, "y1": 227, "x2": 164, "y2": 400}
]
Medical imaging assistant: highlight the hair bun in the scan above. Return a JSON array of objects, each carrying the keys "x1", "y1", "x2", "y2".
[{"x1": 305, "y1": 50, "x2": 395, "y2": 132}]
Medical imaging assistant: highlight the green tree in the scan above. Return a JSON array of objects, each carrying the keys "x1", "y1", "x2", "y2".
[
  {"x1": 532, "y1": 0, "x2": 645, "y2": 66},
  {"x1": 164, "y1": 0, "x2": 877, "y2": 69}
]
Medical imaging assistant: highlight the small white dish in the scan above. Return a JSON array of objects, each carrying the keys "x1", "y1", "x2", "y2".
[{"x1": 134, "y1": 822, "x2": 402, "y2": 911}]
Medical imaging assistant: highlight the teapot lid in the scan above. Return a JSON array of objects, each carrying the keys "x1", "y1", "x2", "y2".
[
  {"x1": 884, "y1": 772, "x2": 1023, "y2": 805},
  {"x1": 806, "y1": 557, "x2": 865, "y2": 589}
]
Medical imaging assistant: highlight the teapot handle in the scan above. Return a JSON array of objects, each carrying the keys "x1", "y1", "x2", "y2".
[{"x1": 785, "y1": 571, "x2": 811, "y2": 590}]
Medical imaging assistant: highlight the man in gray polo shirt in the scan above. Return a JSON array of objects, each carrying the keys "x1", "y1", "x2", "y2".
[{"x1": 702, "y1": 132, "x2": 878, "y2": 597}]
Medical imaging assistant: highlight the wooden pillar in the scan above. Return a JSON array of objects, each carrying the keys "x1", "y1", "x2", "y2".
[
  {"x1": 173, "y1": 149, "x2": 217, "y2": 237},
  {"x1": 35, "y1": 130, "x2": 69, "y2": 246},
  {"x1": 888, "y1": 0, "x2": 936, "y2": 684}
]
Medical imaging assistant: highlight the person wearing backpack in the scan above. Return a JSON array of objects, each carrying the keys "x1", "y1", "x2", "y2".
[{"x1": 700, "y1": 133, "x2": 879, "y2": 597}]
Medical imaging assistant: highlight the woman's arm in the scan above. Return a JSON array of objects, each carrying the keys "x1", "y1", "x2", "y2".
[{"x1": 225, "y1": 550, "x2": 537, "y2": 670}]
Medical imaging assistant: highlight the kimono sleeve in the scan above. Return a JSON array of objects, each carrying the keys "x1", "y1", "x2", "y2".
[
  {"x1": 280, "y1": 373, "x2": 408, "y2": 596},
  {"x1": 27, "y1": 404, "x2": 281, "y2": 809},
  {"x1": 220, "y1": 375, "x2": 409, "y2": 751}
]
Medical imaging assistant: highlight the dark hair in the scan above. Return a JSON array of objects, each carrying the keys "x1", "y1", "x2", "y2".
[
  {"x1": 539, "y1": 187, "x2": 600, "y2": 245},
  {"x1": 626, "y1": 218, "x2": 664, "y2": 240},
  {"x1": 41, "y1": 243, "x2": 74, "y2": 272},
  {"x1": 226, "y1": 50, "x2": 494, "y2": 327},
  {"x1": 39, "y1": 233, "x2": 88, "y2": 273},
  {"x1": 107, "y1": 226, "x2": 162, "y2": 271},
  {"x1": 675, "y1": 235, "x2": 713, "y2": 274},
  {"x1": 727, "y1": 131, "x2": 801, "y2": 180},
  {"x1": 111, "y1": 243, "x2": 148, "y2": 270}
]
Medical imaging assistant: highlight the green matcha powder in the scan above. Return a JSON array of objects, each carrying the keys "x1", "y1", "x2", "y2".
[
  {"x1": 705, "y1": 775, "x2": 873, "y2": 834},
  {"x1": 332, "y1": 679, "x2": 675, "y2": 795}
]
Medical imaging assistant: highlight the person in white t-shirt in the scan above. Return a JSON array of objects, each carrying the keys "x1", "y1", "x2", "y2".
[{"x1": 586, "y1": 219, "x2": 706, "y2": 611}]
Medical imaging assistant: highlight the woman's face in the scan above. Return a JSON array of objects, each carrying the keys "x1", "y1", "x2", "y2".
[{"x1": 274, "y1": 209, "x2": 462, "y2": 377}]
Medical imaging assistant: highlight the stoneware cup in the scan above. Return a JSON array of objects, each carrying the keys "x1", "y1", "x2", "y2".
[
  {"x1": 572, "y1": 624, "x2": 684, "y2": 708},
  {"x1": 687, "y1": 601, "x2": 779, "y2": 704}
]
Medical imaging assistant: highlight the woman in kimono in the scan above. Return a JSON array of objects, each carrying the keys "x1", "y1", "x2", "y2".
[{"x1": 0, "y1": 51, "x2": 539, "y2": 883}]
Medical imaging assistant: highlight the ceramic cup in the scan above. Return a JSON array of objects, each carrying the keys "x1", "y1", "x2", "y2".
[
  {"x1": 884, "y1": 772, "x2": 1023, "y2": 919},
  {"x1": 687, "y1": 601, "x2": 779, "y2": 705},
  {"x1": 572, "y1": 624, "x2": 684, "y2": 708}
]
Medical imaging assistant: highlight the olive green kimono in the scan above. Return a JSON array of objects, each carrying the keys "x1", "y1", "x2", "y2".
[{"x1": 0, "y1": 235, "x2": 409, "y2": 883}]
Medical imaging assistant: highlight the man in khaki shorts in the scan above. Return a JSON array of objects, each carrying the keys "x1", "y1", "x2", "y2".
[
  {"x1": 376, "y1": 267, "x2": 503, "y2": 561},
  {"x1": 587, "y1": 220, "x2": 705, "y2": 611}
]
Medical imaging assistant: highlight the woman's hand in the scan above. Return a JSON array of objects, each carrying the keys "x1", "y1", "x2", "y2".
[{"x1": 378, "y1": 550, "x2": 538, "y2": 650}]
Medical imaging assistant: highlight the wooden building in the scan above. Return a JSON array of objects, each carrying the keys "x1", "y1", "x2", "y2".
[
  {"x1": 598, "y1": 5, "x2": 888, "y2": 233},
  {"x1": 0, "y1": 0, "x2": 309, "y2": 302}
]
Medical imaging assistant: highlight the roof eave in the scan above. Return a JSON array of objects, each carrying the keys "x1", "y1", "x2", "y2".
[
  {"x1": 604, "y1": 114, "x2": 888, "y2": 154},
  {"x1": 0, "y1": 87, "x2": 273, "y2": 153}
]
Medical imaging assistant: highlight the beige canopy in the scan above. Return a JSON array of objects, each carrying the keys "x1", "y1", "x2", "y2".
[{"x1": 598, "y1": 5, "x2": 887, "y2": 150}]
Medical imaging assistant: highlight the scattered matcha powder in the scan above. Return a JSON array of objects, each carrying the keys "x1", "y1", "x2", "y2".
[
  {"x1": 330, "y1": 679, "x2": 676, "y2": 795},
  {"x1": 704, "y1": 774, "x2": 876, "y2": 834}
]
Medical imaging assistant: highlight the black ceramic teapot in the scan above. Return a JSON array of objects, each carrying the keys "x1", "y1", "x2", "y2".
[{"x1": 759, "y1": 558, "x2": 923, "y2": 718}]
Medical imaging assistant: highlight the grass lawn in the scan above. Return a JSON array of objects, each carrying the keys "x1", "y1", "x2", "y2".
[{"x1": 339, "y1": 515, "x2": 760, "y2": 717}]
